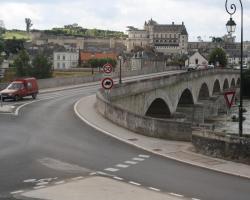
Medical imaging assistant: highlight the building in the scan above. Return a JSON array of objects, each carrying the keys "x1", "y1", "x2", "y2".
[
  {"x1": 185, "y1": 51, "x2": 208, "y2": 67},
  {"x1": 80, "y1": 51, "x2": 117, "y2": 64},
  {"x1": 53, "y1": 51, "x2": 79, "y2": 70},
  {"x1": 126, "y1": 18, "x2": 188, "y2": 55}
]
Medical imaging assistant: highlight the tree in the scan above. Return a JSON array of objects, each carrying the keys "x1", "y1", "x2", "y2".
[
  {"x1": 209, "y1": 48, "x2": 227, "y2": 67},
  {"x1": 13, "y1": 50, "x2": 31, "y2": 77},
  {"x1": 25, "y1": 18, "x2": 33, "y2": 33},
  {"x1": 31, "y1": 53, "x2": 52, "y2": 79}
]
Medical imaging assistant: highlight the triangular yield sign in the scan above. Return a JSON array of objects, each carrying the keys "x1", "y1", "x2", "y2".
[{"x1": 224, "y1": 91, "x2": 236, "y2": 108}]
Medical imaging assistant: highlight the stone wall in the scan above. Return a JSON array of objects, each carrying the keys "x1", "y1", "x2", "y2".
[
  {"x1": 96, "y1": 90, "x2": 192, "y2": 141},
  {"x1": 192, "y1": 129, "x2": 250, "y2": 164}
]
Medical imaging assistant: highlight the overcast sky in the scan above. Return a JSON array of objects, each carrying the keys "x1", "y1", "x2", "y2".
[{"x1": 0, "y1": 0, "x2": 250, "y2": 41}]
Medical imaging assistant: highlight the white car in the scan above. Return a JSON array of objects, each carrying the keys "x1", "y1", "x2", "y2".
[
  {"x1": 207, "y1": 64, "x2": 215, "y2": 69},
  {"x1": 187, "y1": 64, "x2": 197, "y2": 71}
]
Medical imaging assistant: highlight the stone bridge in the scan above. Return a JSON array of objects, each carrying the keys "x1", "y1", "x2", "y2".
[{"x1": 96, "y1": 69, "x2": 239, "y2": 141}]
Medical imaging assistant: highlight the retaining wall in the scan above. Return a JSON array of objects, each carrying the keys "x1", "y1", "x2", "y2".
[{"x1": 192, "y1": 129, "x2": 250, "y2": 164}]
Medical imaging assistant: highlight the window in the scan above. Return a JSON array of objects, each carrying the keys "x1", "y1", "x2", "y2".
[
  {"x1": 57, "y1": 63, "x2": 60, "y2": 68},
  {"x1": 63, "y1": 55, "x2": 65, "y2": 60},
  {"x1": 62, "y1": 63, "x2": 65, "y2": 68},
  {"x1": 57, "y1": 55, "x2": 60, "y2": 60}
]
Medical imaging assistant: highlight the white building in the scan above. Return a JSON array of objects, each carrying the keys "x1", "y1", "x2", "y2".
[
  {"x1": 53, "y1": 51, "x2": 79, "y2": 69},
  {"x1": 127, "y1": 19, "x2": 188, "y2": 55},
  {"x1": 185, "y1": 52, "x2": 208, "y2": 67}
]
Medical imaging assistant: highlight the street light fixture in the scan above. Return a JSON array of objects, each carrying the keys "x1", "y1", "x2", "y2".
[
  {"x1": 225, "y1": 0, "x2": 243, "y2": 136},
  {"x1": 118, "y1": 55, "x2": 122, "y2": 84}
]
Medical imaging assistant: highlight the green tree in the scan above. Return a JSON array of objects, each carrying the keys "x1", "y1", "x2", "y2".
[
  {"x1": 13, "y1": 50, "x2": 31, "y2": 77},
  {"x1": 31, "y1": 53, "x2": 52, "y2": 79},
  {"x1": 25, "y1": 18, "x2": 33, "y2": 33},
  {"x1": 209, "y1": 48, "x2": 227, "y2": 67}
]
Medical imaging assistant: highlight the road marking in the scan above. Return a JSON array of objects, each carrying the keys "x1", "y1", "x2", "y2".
[
  {"x1": 89, "y1": 172, "x2": 97, "y2": 176},
  {"x1": 104, "y1": 168, "x2": 119, "y2": 172},
  {"x1": 96, "y1": 171, "x2": 108, "y2": 176},
  {"x1": 138, "y1": 154, "x2": 150, "y2": 158},
  {"x1": 192, "y1": 198, "x2": 201, "y2": 200},
  {"x1": 37, "y1": 178, "x2": 52, "y2": 182},
  {"x1": 23, "y1": 179, "x2": 36, "y2": 183},
  {"x1": 71, "y1": 176, "x2": 83, "y2": 181},
  {"x1": 10, "y1": 190, "x2": 23, "y2": 194},
  {"x1": 169, "y1": 193, "x2": 184, "y2": 197},
  {"x1": 125, "y1": 161, "x2": 137, "y2": 165},
  {"x1": 36, "y1": 182, "x2": 49, "y2": 186},
  {"x1": 116, "y1": 164, "x2": 129, "y2": 168},
  {"x1": 34, "y1": 186, "x2": 46, "y2": 190},
  {"x1": 148, "y1": 187, "x2": 160, "y2": 192},
  {"x1": 54, "y1": 181, "x2": 65, "y2": 185},
  {"x1": 113, "y1": 176, "x2": 124, "y2": 181},
  {"x1": 133, "y1": 157, "x2": 145, "y2": 161},
  {"x1": 129, "y1": 181, "x2": 141, "y2": 186}
]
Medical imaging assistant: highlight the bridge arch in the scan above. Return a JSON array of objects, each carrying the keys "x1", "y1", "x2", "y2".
[
  {"x1": 223, "y1": 79, "x2": 229, "y2": 90},
  {"x1": 230, "y1": 78, "x2": 236, "y2": 88},
  {"x1": 177, "y1": 88, "x2": 194, "y2": 106},
  {"x1": 198, "y1": 83, "x2": 210, "y2": 100},
  {"x1": 212, "y1": 79, "x2": 221, "y2": 95},
  {"x1": 145, "y1": 98, "x2": 171, "y2": 118},
  {"x1": 236, "y1": 78, "x2": 240, "y2": 87}
]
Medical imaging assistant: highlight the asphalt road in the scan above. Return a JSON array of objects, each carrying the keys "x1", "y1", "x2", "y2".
[{"x1": 0, "y1": 76, "x2": 250, "y2": 200}]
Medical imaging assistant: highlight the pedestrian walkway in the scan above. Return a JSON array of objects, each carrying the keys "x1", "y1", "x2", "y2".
[{"x1": 75, "y1": 95, "x2": 250, "y2": 179}]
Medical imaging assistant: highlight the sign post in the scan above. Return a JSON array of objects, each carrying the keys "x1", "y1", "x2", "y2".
[
  {"x1": 101, "y1": 63, "x2": 114, "y2": 93},
  {"x1": 224, "y1": 91, "x2": 236, "y2": 109}
]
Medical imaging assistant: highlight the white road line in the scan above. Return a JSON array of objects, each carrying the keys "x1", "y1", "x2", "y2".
[
  {"x1": 54, "y1": 180, "x2": 65, "y2": 185},
  {"x1": 33, "y1": 186, "x2": 46, "y2": 190},
  {"x1": 169, "y1": 193, "x2": 184, "y2": 197},
  {"x1": 36, "y1": 182, "x2": 49, "y2": 186},
  {"x1": 96, "y1": 171, "x2": 108, "y2": 176},
  {"x1": 116, "y1": 164, "x2": 129, "y2": 168},
  {"x1": 104, "y1": 168, "x2": 119, "y2": 172},
  {"x1": 23, "y1": 179, "x2": 36, "y2": 183},
  {"x1": 133, "y1": 157, "x2": 145, "y2": 161},
  {"x1": 148, "y1": 187, "x2": 160, "y2": 192},
  {"x1": 71, "y1": 176, "x2": 83, "y2": 181},
  {"x1": 113, "y1": 176, "x2": 124, "y2": 181},
  {"x1": 89, "y1": 172, "x2": 97, "y2": 176},
  {"x1": 125, "y1": 161, "x2": 137, "y2": 165},
  {"x1": 138, "y1": 154, "x2": 150, "y2": 158},
  {"x1": 129, "y1": 181, "x2": 141, "y2": 186},
  {"x1": 192, "y1": 198, "x2": 201, "y2": 200},
  {"x1": 10, "y1": 190, "x2": 23, "y2": 194}
]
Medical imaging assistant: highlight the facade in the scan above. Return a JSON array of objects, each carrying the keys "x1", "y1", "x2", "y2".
[
  {"x1": 53, "y1": 51, "x2": 79, "y2": 70},
  {"x1": 126, "y1": 19, "x2": 188, "y2": 55},
  {"x1": 185, "y1": 51, "x2": 208, "y2": 66},
  {"x1": 80, "y1": 51, "x2": 117, "y2": 64}
]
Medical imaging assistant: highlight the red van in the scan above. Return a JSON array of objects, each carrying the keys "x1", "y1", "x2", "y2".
[{"x1": 0, "y1": 77, "x2": 39, "y2": 101}]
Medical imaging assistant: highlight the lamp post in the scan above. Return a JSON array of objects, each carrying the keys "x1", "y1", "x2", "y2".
[
  {"x1": 91, "y1": 54, "x2": 94, "y2": 75},
  {"x1": 225, "y1": 0, "x2": 243, "y2": 136},
  {"x1": 118, "y1": 55, "x2": 122, "y2": 84}
]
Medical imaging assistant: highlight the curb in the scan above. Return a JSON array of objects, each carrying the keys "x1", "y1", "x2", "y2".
[{"x1": 74, "y1": 96, "x2": 250, "y2": 180}]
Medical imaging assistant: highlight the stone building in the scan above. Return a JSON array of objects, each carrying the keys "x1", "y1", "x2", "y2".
[
  {"x1": 53, "y1": 51, "x2": 79, "y2": 69},
  {"x1": 126, "y1": 18, "x2": 188, "y2": 55}
]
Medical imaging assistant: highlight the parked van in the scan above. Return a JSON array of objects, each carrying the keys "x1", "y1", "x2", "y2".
[{"x1": 0, "y1": 77, "x2": 38, "y2": 101}]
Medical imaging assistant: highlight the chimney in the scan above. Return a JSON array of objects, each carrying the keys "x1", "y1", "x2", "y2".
[
  {"x1": 182, "y1": 22, "x2": 184, "y2": 25},
  {"x1": 172, "y1": 22, "x2": 174, "y2": 25}
]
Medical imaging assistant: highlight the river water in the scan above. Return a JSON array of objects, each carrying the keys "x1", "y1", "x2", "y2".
[{"x1": 214, "y1": 100, "x2": 250, "y2": 135}]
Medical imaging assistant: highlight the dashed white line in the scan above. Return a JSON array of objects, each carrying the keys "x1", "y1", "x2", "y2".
[
  {"x1": 125, "y1": 161, "x2": 137, "y2": 165},
  {"x1": 138, "y1": 154, "x2": 150, "y2": 158},
  {"x1": 54, "y1": 181, "x2": 65, "y2": 185},
  {"x1": 113, "y1": 176, "x2": 124, "y2": 181},
  {"x1": 23, "y1": 179, "x2": 36, "y2": 183},
  {"x1": 169, "y1": 193, "x2": 184, "y2": 197},
  {"x1": 129, "y1": 181, "x2": 141, "y2": 186},
  {"x1": 116, "y1": 164, "x2": 129, "y2": 168},
  {"x1": 96, "y1": 171, "x2": 108, "y2": 176},
  {"x1": 10, "y1": 190, "x2": 23, "y2": 194},
  {"x1": 71, "y1": 176, "x2": 83, "y2": 181},
  {"x1": 33, "y1": 185, "x2": 46, "y2": 190},
  {"x1": 36, "y1": 182, "x2": 49, "y2": 186},
  {"x1": 89, "y1": 172, "x2": 97, "y2": 176},
  {"x1": 148, "y1": 187, "x2": 160, "y2": 192},
  {"x1": 104, "y1": 168, "x2": 119, "y2": 172},
  {"x1": 133, "y1": 157, "x2": 145, "y2": 161},
  {"x1": 192, "y1": 198, "x2": 201, "y2": 200}
]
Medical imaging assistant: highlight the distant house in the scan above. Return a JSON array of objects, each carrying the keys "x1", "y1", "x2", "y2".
[
  {"x1": 80, "y1": 52, "x2": 117, "y2": 64},
  {"x1": 185, "y1": 51, "x2": 208, "y2": 67},
  {"x1": 53, "y1": 51, "x2": 79, "y2": 70},
  {"x1": 227, "y1": 50, "x2": 249, "y2": 66}
]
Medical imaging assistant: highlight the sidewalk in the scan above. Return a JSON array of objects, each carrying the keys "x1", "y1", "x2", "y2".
[{"x1": 75, "y1": 95, "x2": 250, "y2": 179}]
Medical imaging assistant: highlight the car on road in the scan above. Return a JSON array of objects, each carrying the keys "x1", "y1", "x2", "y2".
[
  {"x1": 196, "y1": 65, "x2": 207, "y2": 70},
  {"x1": 186, "y1": 64, "x2": 197, "y2": 71},
  {"x1": 207, "y1": 64, "x2": 215, "y2": 69},
  {"x1": 0, "y1": 77, "x2": 39, "y2": 101}
]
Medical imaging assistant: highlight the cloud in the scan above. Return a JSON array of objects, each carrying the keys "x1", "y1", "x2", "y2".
[{"x1": 0, "y1": 0, "x2": 249, "y2": 41}]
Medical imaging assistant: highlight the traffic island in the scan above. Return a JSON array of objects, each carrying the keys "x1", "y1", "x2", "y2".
[{"x1": 192, "y1": 128, "x2": 250, "y2": 164}]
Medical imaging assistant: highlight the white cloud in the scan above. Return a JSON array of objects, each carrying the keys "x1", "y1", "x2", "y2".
[{"x1": 0, "y1": 0, "x2": 249, "y2": 41}]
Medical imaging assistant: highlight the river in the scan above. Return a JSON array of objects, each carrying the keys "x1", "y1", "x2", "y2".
[{"x1": 214, "y1": 99, "x2": 250, "y2": 135}]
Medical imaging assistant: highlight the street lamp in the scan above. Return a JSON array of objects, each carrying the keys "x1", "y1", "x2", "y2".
[
  {"x1": 225, "y1": 0, "x2": 243, "y2": 136},
  {"x1": 118, "y1": 55, "x2": 122, "y2": 84}
]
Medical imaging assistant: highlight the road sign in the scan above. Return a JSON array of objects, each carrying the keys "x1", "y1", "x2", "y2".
[
  {"x1": 224, "y1": 91, "x2": 236, "y2": 108},
  {"x1": 103, "y1": 63, "x2": 113, "y2": 74},
  {"x1": 102, "y1": 78, "x2": 114, "y2": 90}
]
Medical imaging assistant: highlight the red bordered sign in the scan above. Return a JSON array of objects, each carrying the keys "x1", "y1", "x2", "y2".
[
  {"x1": 103, "y1": 63, "x2": 113, "y2": 74},
  {"x1": 102, "y1": 77, "x2": 114, "y2": 90},
  {"x1": 224, "y1": 91, "x2": 236, "y2": 108}
]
